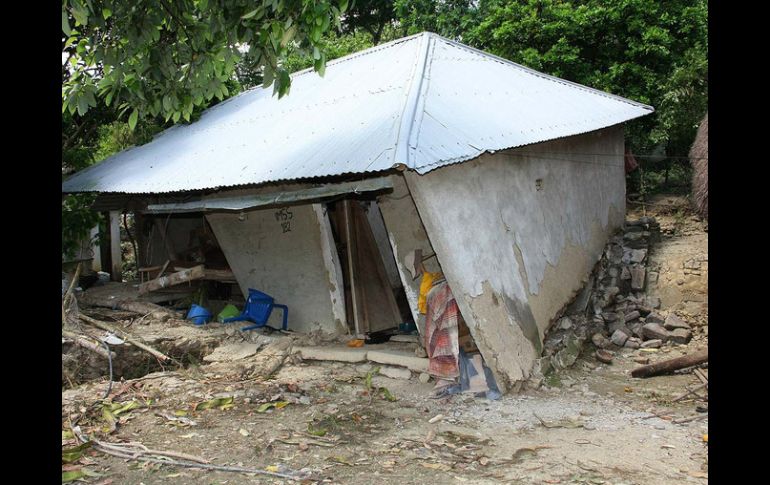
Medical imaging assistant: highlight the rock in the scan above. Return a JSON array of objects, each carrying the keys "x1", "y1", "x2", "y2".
[
  {"x1": 645, "y1": 312, "x2": 665, "y2": 324},
  {"x1": 645, "y1": 294, "x2": 660, "y2": 308},
  {"x1": 629, "y1": 322, "x2": 645, "y2": 339},
  {"x1": 591, "y1": 333, "x2": 611, "y2": 349},
  {"x1": 379, "y1": 366, "x2": 412, "y2": 380},
  {"x1": 355, "y1": 363, "x2": 373, "y2": 373},
  {"x1": 669, "y1": 328, "x2": 692, "y2": 344},
  {"x1": 641, "y1": 339, "x2": 663, "y2": 349},
  {"x1": 630, "y1": 249, "x2": 648, "y2": 264},
  {"x1": 624, "y1": 310, "x2": 641, "y2": 322},
  {"x1": 633, "y1": 356, "x2": 650, "y2": 364},
  {"x1": 418, "y1": 372, "x2": 432, "y2": 384},
  {"x1": 630, "y1": 266, "x2": 646, "y2": 290},
  {"x1": 620, "y1": 266, "x2": 631, "y2": 280},
  {"x1": 367, "y1": 350, "x2": 429, "y2": 372},
  {"x1": 624, "y1": 337, "x2": 641, "y2": 349},
  {"x1": 664, "y1": 314, "x2": 691, "y2": 331},
  {"x1": 646, "y1": 273, "x2": 660, "y2": 287},
  {"x1": 608, "y1": 322, "x2": 632, "y2": 338},
  {"x1": 294, "y1": 346, "x2": 368, "y2": 363},
  {"x1": 602, "y1": 312, "x2": 619, "y2": 322},
  {"x1": 558, "y1": 317, "x2": 573, "y2": 330},
  {"x1": 610, "y1": 329, "x2": 629, "y2": 346},
  {"x1": 595, "y1": 349, "x2": 614, "y2": 364},
  {"x1": 642, "y1": 323, "x2": 669, "y2": 341},
  {"x1": 551, "y1": 333, "x2": 585, "y2": 369},
  {"x1": 414, "y1": 346, "x2": 428, "y2": 358}
]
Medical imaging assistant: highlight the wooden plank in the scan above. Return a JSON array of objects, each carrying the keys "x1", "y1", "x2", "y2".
[
  {"x1": 138, "y1": 264, "x2": 205, "y2": 295},
  {"x1": 109, "y1": 210, "x2": 122, "y2": 282},
  {"x1": 171, "y1": 267, "x2": 235, "y2": 282}
]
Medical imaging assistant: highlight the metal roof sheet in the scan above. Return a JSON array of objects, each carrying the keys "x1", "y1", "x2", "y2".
[
  {"x1": 144, "y1": 176, "x2": 393, "y2": 213},
  {"x1": 62, "y1": 32, "x2": 653, "y2": 194}
]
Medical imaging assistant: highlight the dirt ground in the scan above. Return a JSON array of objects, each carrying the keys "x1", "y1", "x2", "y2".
[{"x1": 62, "y1": 195, "x2": 708, "y2": 484}]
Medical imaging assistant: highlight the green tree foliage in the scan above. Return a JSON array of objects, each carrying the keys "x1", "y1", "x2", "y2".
[
  {"x1": 461, "y1": 0, "x2": 707, "y2": 160},
  {"x1": 62, "y1": 0, "x2": 349, "y2": 127}
]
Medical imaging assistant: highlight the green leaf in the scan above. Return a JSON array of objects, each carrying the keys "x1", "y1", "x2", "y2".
[
  {"x1": 62, "y1": 469, "x2": 88, "y2": 483},
  {"x1": 307, "y1": 423, "x2": 327, "y2": 436},
  {"x1": 62, "y1": 442, "x2": 92, "y2": 463},
  {"x1": 340, "y1": 0, "x2": 349, "y2": 13},
  {"x1": 194, "y1": 396, "x2": 234, "y2": 411},
  {"x1": 62, "y1": 9, "x2": 72, "y2": 36},
  {"x1": 128, "y1": 109, "x2": 138, "y2": 130},
  {"x1": 102, "y1": 8, "x2": 112, "y2": 19},
  {"x1": 241, "y1": 8, "x2": 260, "y2": 19}
]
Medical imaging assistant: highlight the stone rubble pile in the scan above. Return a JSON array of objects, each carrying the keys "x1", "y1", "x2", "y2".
[{"x1": 533, "y1": 216, "x2": 696, "y2": 382}]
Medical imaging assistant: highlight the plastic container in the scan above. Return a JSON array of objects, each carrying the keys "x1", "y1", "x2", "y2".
[
  {"x1": 186, "y1": 304, "x2": 213, "y2": 325},
  {"x1": 217, "y1": 304, "x2": 240, "y2": 323}
]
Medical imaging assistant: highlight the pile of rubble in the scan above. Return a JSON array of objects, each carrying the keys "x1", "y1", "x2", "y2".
[{"x1": 535, "y1": 216, "x2": 696, "y2": 380}]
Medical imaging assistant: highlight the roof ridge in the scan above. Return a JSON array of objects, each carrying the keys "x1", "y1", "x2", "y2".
[{"x1": 392, "y1": 32, "x2": 433, "y2": 168}]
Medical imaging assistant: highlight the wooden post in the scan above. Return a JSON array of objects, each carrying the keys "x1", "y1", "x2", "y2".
[
  {"x1": 109, "y1": 210, "x2": 122, "y2": 281},
  {"x1": 342, "y1": 200, "x2": 362, "y2": 337},
  {"x1": 100, "y1": 212, "x2": 112, "y2": 279}
]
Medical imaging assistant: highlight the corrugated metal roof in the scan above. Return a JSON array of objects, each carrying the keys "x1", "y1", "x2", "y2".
[
  {"x1": 62, "y1": 32, "x2": 653, "y2": 194},
  {"x1": 144, "y1": 176, "x2": 393, "y2": 213}
]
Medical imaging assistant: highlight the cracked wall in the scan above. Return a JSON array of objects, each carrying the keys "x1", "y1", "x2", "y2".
[{"x1": 405, "y1": 127, "x2": 625, "y2": 391}]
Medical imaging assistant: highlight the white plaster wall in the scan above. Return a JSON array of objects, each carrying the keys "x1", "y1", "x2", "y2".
[
  {"x1": 405, "y1": 127, "x2": 626, "y2": 389},
  {"x1": 206, "y1": 204, "x2": 345, "y2": 334}
]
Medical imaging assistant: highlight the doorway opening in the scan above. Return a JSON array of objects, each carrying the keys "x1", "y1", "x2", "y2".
[{"x1": 325, "y1": 197, "x2": 413, "y2": 339}]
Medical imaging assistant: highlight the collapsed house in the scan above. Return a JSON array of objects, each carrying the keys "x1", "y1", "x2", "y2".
[{"x1": 61, "y1": 32, "x2": 653, "y2": 392}]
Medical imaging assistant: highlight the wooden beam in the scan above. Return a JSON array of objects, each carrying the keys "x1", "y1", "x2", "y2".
[
  {"x1": 138, "y1": 264, "x2": 205, "y2": 295},
  {"x1": 342, "y1": 200, "x2": 362, "y2": 337},
  {"x1": 109, "y1": 210, "x2": 122, "y2": 282}
]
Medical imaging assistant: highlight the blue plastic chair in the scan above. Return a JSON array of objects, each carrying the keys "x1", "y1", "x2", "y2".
[{"x1": 223, "y1": 288, "x2": 288, "y2": 332}]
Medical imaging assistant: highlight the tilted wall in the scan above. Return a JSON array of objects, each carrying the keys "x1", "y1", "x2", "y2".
[
  {"x1": 206, "y1": 203, "x2": 346, "y2": 334},
  {"x1": 377, "y1": 175, "x2": 442, "y2": 336},
  {"x1": 405, "y1": 127, "x2": 626, "y2": 391}
]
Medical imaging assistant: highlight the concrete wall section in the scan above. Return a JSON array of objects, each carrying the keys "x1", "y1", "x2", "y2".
[
  {"x1": 206, "y1": 203, "x2": 345, "y2": 335},
  {"x1": 405, "y1": 127, "x2": 626, "y2": 391},
  {"x1": 377, "y1": 175, "x2": 441, "y2": 336}
]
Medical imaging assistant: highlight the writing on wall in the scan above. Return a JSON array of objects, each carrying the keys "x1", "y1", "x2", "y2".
[{"x1": 274, "y1": 207, "x2": 293, "y2": 233}]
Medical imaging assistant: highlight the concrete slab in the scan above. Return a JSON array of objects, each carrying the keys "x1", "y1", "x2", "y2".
[
  {"x1": 378, "y1": 366, "x2": 412, "y2": 379},
  {"x1": 203, "y1": 343, "x2": 259, "y2": 363},
  {"x1": 367, "y1": 349, "x2": 429, "y2": 372},
  {"x1": 389, "y1": 334, "x2": 420, "y2": 343},
  {"x1": 294, "y1": 346, "x2": 368, "y2": 363}
]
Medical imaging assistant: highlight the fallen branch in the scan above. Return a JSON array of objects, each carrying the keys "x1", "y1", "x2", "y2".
[
  {"x1": 95, "y1": 440, "x2": 209, "y2": 464},
  {"x1": 62, "y1": 263, "x2": 82, "y2": 326},
  {"x1": 72, "y1": 429, "x2": 306, "y2": 481},
  {"x1": 62, "y1": 330, "x2": 116, "y2": 360},
  {"x1": 672, "y1": 383, "x2": 708, "y2": 402},
  {"x1": 693, "y1": 368, "x2": 709, "y2": 385},
  {"x1": 79, "y1": 295, "x2": 176, "y2": 321},
  {"x1": 78, "y1": 313, "x2": 174, "y2": 363},
  {"x1": 631, "y1": 350, "x2": 708, "y2": 378},
  {"x1": 672, "y1": 414, "x2": 708, "y2": 424}
]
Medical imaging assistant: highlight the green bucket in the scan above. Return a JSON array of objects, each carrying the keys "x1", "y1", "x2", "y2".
[{"x1": 217, "y1": 304, "x2": 241, "y2": 323}]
